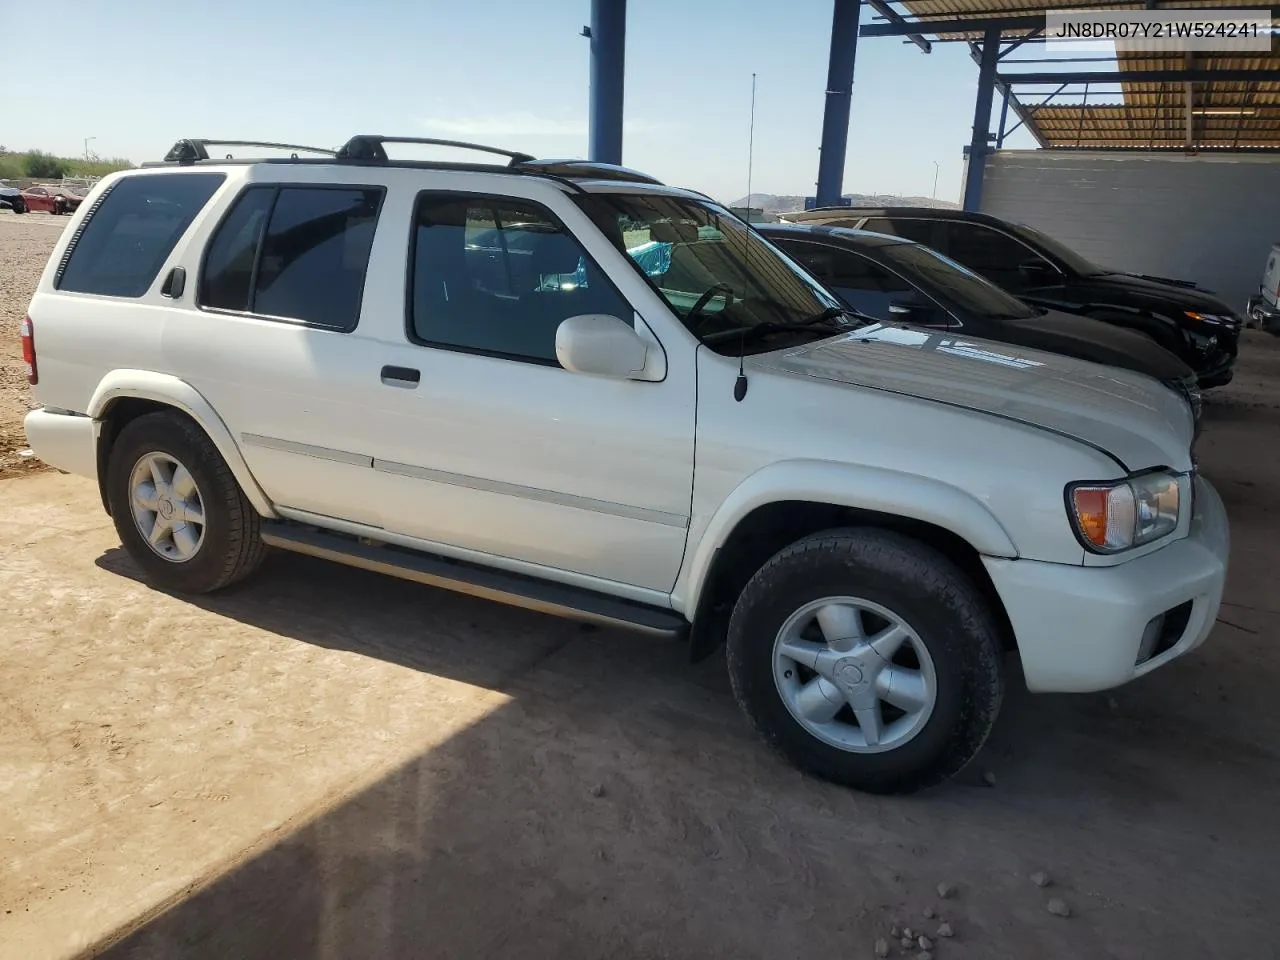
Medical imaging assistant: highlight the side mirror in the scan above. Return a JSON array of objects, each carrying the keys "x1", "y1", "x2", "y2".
[
  {"x1": 888, "y1": 300, "x2": 932, "y2": 319},
  {"x1": 555, "y1": 314, "x2": 649, "y2": 379}
]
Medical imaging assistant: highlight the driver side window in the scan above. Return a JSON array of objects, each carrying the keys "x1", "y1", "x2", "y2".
[
  {"x1": 942, "y1": 223, "x2": 1049, "y2": 293},
  {"x1": 409, "y1": 194, "x2": 631, "y2": 364},
  {"x1": 787, "y1": 242, "x2": 947, "y2": 327}
]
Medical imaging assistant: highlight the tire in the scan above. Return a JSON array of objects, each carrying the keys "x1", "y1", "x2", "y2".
[
  {"x1": 13, "y1": 198, "x2": 26, "y2": 214},
  {"x1": 107, "y1": 411, "x2": 265, "y2": 594},
  {"x1": 726, "y1": 528, "x2": 1003, "y2": 795}
]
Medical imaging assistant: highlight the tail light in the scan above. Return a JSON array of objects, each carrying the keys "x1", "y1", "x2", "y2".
[{"x1": 20, "y1": 315, "x2": 37, "y2": 385}]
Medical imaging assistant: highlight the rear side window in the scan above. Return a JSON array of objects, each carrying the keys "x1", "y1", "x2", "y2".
[
  {"x1": 56, "y1": 173, "x2": 225, "y2": 297},
  {"x1": 861, "y1": 217, "x2": 941, "y2": 248},
  {"x1": 200, "y1": 185, "x2": 384, "y2": 330}
]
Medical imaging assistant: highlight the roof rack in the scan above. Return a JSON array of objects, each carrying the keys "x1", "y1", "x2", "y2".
[
  {"x1": 149, "y1": 135, "x2": 667, "y2": 190},
  {"x1": 514, "y1": 159, "x2": 663, "y2": 185},
  {"x1": 336, "y1": 135, "x2": 534, "y2": 165},
  {"x1": 163, "y1": 139, "x2": 337, "y2": 164}
]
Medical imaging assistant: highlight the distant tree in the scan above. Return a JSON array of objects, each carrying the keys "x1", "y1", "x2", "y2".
[{"x1": 24, "y1": 150, "x2": 67, "y2": 179}]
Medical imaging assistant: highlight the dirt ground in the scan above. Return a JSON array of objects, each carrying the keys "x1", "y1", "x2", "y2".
[
  {"x1": 1, "y1": 214, "x2": 1279, "y2": 960},
  {"x1": 0, "y1": 212, "x2": 64, "y2": 477}
]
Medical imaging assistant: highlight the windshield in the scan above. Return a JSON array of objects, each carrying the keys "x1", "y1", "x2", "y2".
[
  {"x1": 879, "y1": 243, "x2": 1039, "y2": 320},
  {"x1": 578, "y1": 193, "x2": 848, "y2": 353},
  {"x1": 1009, "y1": 223, "x2": 1107, "y2": 276}
]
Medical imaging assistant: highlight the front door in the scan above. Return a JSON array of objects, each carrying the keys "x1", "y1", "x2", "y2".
[{"x1": 364, "y1": 189, "x2": 696, "y2": 594}]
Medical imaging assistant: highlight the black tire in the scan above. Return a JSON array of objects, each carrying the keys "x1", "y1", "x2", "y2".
[
  {"x1": 13, "y1": 198, "x2": 26, "y2": 214},
  {"x1": 726, "y1": 528, "x2": 1003, "y2": 794},
  {"x1": 107, "y1": 411, "x2": 265, "y2": 594}
]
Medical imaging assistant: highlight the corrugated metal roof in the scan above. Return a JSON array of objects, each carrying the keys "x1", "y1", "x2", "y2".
[
  {"x1": 1027, "y1": 103, "x2": 1280, "y2": 148},
  {"x1": 890, "y1": 0, "x2": 1280, "y2": 148}
]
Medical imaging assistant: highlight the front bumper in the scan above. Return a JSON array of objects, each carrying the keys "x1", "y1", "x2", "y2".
[
  {"x1": 23, "y1": 407, "x2": 97, "y2": 479},
  {"x1": 1247, "y1": 295, "x2": 1280, "y2": 336},
  {"x1": 1194, "y1": 336, "x2": 1238, "y2": 387},
  {"x1": 984, "y1": 475, "x2": 1229, "y2": 693}
]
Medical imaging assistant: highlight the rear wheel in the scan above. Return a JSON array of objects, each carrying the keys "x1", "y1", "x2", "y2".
[
  {"x1": 726, "y1": 528, "x2": 1004, "y2": 794},
  {"x1": 107, "y1": 412, "x2": 265, "y2": 593}
]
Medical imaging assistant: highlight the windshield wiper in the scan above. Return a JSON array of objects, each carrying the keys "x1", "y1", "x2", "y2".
[
  {"x1": 703, "y1": 317, "x2": 849, "y2": 346},
  {"x1": 702, "y1": 306, "x2": 872, "y2": 346},
  {"x1": 811, "y1": 305, "x2": 883, "y2": 327}
]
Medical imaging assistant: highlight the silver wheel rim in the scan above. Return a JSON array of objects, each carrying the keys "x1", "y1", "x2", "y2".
[
  {"x1": 128, "y1": 452, "x2": 206, "y2": 563},
  {"x1": 772, "y1": 596, "x2": 937, "y2": 754}
]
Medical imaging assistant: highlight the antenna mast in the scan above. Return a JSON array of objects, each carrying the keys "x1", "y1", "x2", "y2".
[
  {"x1": 734, "y1": 72, "x2": 759, "y2": 404},
  {"x1": 746, "y1": 72, "x2": 757, "y2": 216}
]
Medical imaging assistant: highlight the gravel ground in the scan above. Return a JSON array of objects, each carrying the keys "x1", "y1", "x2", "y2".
[
  {"x1": 1, "y1": 210, "x2": 1278, "y2": 959},
  {"x1": 0, "y1": 211, "x2": 65, "y2": 477}
]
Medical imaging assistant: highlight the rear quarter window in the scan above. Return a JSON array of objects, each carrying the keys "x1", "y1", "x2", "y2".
[{"x1": 56, "y1": 173, "x2": 226, "y2": 297}]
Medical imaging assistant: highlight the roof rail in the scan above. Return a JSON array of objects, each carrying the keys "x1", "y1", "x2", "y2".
[
  {"x1": 148, "y1": 136, "x2": 667, "y2": 191},
  {"x1": 513, "y1": 159, "x2": 664, "y2": 185},
  {"x1": 336, "y1": 135, "x2": 535, "y2": 165},
  {"x1": 163, "y1": 139, "x2": 337, "y2": 164}
]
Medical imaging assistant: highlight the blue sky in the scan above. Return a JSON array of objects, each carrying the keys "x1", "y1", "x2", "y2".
[{"x1": 1, "y1": 0, "x2": 1047, "y2": 203}]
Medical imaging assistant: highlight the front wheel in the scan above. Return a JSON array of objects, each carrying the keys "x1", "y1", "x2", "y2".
[{"x1": 726, "y1": 528, "x2": 1004, "y2": 794}]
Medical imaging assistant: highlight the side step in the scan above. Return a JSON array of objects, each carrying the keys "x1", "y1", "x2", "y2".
[{"x1": 260, "y1": 523, "x2": 689, "y2": 639}]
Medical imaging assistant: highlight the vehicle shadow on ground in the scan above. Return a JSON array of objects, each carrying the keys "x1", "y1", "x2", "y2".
[{"x1": 87, "y1": 540, "x2": 1280, "y2": 960}]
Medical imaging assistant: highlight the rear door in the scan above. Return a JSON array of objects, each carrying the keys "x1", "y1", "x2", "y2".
[{"x1": 162, "y1": 173, "x2": 392, "y2": 527}]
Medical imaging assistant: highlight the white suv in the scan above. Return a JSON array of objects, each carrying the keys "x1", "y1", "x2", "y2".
[{"x1": 21, "y1": 136, "x2": 1229, "y2": 793}]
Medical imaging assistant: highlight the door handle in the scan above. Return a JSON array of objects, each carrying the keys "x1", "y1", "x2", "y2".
[{"x1": 380, "y1": 365, "x2": 421, "y2": 387}]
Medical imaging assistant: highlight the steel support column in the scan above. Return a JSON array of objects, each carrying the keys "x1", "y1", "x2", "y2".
[
  {"x1": 997, "y1": 88, "x2": 1011, "y2": 147},
  {"x1": 587, "y1": 0, "x2": 626, "y2": 165},
  {"x1": 963, "y1": 27, "x2": 1000, "y2": 212},
  {"x1": 816, "y1": 0, "x2": 861, "y2": 207}
]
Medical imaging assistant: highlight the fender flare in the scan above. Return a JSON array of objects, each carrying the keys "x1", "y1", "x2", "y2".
[
  {"x1": 87, "y1": 370, "x2": 277, "y2": 518},
  {"x1": 672, "y1": 459, "x2": 1018, "y2": 615}
]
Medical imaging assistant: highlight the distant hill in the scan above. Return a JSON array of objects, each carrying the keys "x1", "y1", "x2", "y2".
[{"x1": 730, "y1": 193, "x2": 959, "y2": 218}]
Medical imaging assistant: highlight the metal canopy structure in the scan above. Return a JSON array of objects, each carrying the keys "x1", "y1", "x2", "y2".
[
  {"x1": 580, "y1": 2, "x2": 1277, "y2": 215},
  {"x1": 860, "y1": 0, "x2": 1280, "y2": 209},
  {"x1": 580, "y1": 0, "x2": 873, "y2": 206}
]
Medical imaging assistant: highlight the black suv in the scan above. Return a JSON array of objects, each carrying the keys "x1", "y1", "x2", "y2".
[{"x1": 782, "y1": 207, "x2": 1242, "y2": 388}]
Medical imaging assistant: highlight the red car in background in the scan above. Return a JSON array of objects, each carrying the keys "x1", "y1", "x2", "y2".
[{"x1": 22, "y1": 186, "x2": 85, "y2": 215}]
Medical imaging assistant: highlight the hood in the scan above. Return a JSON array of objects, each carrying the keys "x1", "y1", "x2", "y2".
[
  {"x1": 0, "y1": 186, "x2": 19, "y2": 198},
  {"x1": 753, "y1": 325, "x2": 1194, "y2": 472},
  {"x1": 1082, "y1": 272, "x2": 1238, "y2": 317},
  {"x1": 994, "y1": 309, "x2": 1195, "y2": 383}
]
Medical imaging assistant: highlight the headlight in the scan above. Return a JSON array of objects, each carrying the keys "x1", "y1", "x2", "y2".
[
  {"x1": 1068, "y1": 471, "x2": 1181, "y2": 553},
  {"x1": 1184, "y1": 311, "x2": 1238, "y2": 328}
]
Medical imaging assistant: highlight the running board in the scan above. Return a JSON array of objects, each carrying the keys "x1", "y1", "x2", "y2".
[{"x1": 260, "y1": 523, "x2": 689, "y2": 639}]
